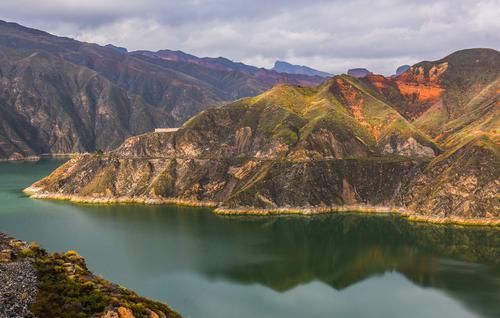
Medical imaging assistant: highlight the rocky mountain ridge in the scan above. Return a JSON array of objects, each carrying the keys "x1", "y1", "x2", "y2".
[{"x1": 25, "y1": 49, "x2": 500, "y2": 222}]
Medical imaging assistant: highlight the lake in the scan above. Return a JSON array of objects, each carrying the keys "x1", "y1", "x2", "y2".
[{"x1": 0, "y1": 159, "x2": 499, "y2": 318}]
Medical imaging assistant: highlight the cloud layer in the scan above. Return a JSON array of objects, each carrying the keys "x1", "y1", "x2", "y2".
[{"x1": 1, "y1": 0, "x2": 499, "y2": 74}]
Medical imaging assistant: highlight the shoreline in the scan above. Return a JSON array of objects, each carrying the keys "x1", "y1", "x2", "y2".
[
  {"x1": 24, "y1": 187, "x2": 218, "y2": 208},
  {"x1": 214, "y1": 207, "x2": 500, "y2": 227},
  {"x1": 0, "y1": 155, "x2": 41, "y2": 162},
  {"x1": 0, "y1": 153, "x2": 81, "y2": 162},
  {"x1": 24, "y1": 188, "x2": 500, "y2": 227}
]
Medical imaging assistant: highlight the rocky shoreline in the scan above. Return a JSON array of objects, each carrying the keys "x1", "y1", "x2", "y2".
[
  {"x1": 0, "y1": 233, "x2": 181, "y2": 318},
  {"x1": 214, "y1": 207, "x2": 500, "y2": 226},
  {"x1": 23, "y1": 189, "x2": 500, "y2": 227},
  {"x1": 24, "y1": 187, "x2": 218, "y2": 208}
]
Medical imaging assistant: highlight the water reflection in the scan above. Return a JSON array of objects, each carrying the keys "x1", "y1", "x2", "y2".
[{"x1": 75, "y1": 205, "x2": 500, "y2": 318}]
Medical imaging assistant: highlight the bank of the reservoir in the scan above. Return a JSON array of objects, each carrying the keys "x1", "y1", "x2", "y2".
[{"x1": 23, "y1": 188, "x2": 500, "y2": 227}]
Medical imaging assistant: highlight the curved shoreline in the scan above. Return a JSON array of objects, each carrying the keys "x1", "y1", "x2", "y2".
[
  {"x1": 24, "y1": 187, "x2": 218, "y2": 208},
  {"x1": 0, "y1": 152, "x2": 81, "y2": 162},
  {"x1": 23, "y1": 187, "x2": 500, "y2": 227},
  {"x1": 214, "y1": 207, "x2": 500, "y2": 227}
]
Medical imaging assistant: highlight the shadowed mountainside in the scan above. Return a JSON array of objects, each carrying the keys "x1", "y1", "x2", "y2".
[{"x1": 0, "y1": 20, "x2": 325, "y2": 160}]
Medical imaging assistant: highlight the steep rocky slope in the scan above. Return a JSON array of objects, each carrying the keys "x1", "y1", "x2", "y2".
[
  {"x1": 406, "y1": 135, "x2": 499, "y2": 218},
  {"x1": 25, "y1": 49, "x2": 499, "y2": 222},
  {"x1": 0, "y1": 20, "x2": 325, "y2": 160},
  {"x1": 0, "y1": 233, "x2": 181, "y2": 318},
  {"x1": 0, "y1": 48, "x2": 173, "y2": 160},
  {"x1": 362, "y1": 48, "x2": 499, "y2": 130},
  {"x1": 356, "y1": 49, "x2": 500, "y2": 219}
]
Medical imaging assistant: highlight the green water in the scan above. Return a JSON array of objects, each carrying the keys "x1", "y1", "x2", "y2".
[{"x1": 0, "y1": 159, "x2": 499, "y2": 318}]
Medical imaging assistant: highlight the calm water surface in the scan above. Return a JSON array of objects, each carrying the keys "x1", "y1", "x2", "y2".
[{"x1": 0, "y1": 159, "x2": 499, "y2": 318}]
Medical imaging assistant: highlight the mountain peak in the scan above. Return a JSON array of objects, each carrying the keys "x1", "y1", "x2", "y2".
[
  {"x1": 347, "y1": 68, "x2": 372, "y2": 78},
  {"x1": 105, "y1": 44, "x2": 128, "y2": 53},
  {"x1": 414, "y1": 48, "x2": 500, "y2": 72},
  {"x1": 395, "y1": 65, "x2": 410, "y2": 76},
  {"x1": 272, "y1": 60, "x2": 332, "y2": 77}
]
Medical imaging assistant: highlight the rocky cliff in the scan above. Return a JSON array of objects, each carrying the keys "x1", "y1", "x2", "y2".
[
  {"x1": 25, "y1": 49, "x2": 500, "y2": 223},
  {"x1": 361, "y1": 48, "x2": 500, "y2": 220}
]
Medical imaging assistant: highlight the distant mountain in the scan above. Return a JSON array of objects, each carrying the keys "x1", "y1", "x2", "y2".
[
  {"x1": 395, "y1": 65, "x2": 410, "y2": 75},
  {"x1": 104, "y1": 44, "x2": 127, "y2": 53},
  {"x1": 272, "y1": 60, "x2": 332, "y2": 77},
  {"x1": 132, "y1": 49, "x2": 326, "y2": 96},
  {"x1": 28, "y1": 48, "x2": 500, "y2": 222},
  {"x1": 347, "y1": 68, "x2": 372, "y2": 78},
  {"x1": 0, "y1": 20, "x2": 325, "y2": 160}
]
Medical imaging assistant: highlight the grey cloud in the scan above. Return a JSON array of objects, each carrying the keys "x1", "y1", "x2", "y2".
[{"x1": 1, "y1": 0, "x2": 498, "y2": 74}]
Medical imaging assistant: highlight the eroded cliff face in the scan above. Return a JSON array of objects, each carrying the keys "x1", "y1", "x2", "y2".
[
  {"x1": 27, "y1": 128, "x2": 498, "y2": 220},
  {"x1": 363, "y1": 49, "x2": 500, "y2": 138},
  {"x1": 28, "y1": 149, "x2": 424, "y2": 210},
  {"x1": 406, "y1": 136, "x2": 499, "y2": 218}
]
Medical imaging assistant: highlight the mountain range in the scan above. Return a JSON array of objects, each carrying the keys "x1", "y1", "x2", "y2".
[
  {"x1": 0, "y1": 20, "x2": 325, "y2": 160},
  {"x1": 272, "y1": 60, "x2": 332, "y2": 77},
  {"x1": 26, "y1": 48, "x2": 500, "y2": 222}
]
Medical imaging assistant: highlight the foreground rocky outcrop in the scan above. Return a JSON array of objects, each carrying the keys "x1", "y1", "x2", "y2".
[{"x1": 0, "y1": 233, "x2": 181, "y2": 318}]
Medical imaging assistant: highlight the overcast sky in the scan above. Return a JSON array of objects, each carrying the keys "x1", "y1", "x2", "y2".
[{"x1": 1, "y1": 0, "x2": 499, "y2": 74}]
